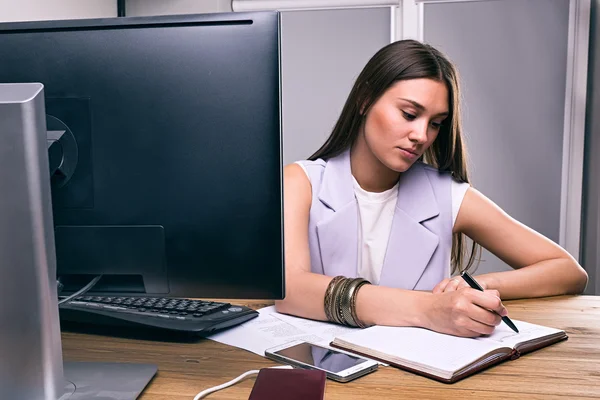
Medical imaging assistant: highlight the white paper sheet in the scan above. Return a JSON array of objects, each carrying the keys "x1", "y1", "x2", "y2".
[{"x1": 206, "y1": 306, "x2": 359, "y2": 356}]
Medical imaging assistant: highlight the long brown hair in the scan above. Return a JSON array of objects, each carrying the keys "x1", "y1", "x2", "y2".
[{"x1": 310, "y1": 39, "x2": 481, "y2": 275}]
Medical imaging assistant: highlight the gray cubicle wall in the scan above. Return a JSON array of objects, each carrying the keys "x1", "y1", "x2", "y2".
[
  {"x1": 125, "y1": 0, "x2": 232, "y2": 15},
  {"x1": 280, "y1": 7, "x2": 392, "y2": 164},
  {"x1": 0, "y1": 0, "x2": 116, "y2": 22},
  {"x1": 423, "y1": 0, "x2": 570, "y2": 275}
]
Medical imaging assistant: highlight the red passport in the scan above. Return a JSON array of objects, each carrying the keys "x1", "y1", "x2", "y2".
[{"x1": 248, "y1": 368, "x2": 326, "y2": 400}]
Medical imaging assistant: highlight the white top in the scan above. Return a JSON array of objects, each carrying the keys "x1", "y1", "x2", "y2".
[{"x1": 296, "y1": 162, "x2": 470, "y2": 284}]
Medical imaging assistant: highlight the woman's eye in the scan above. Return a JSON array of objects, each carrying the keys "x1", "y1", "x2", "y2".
[
  {"x1": 402, "y1": 111, "x2": 416, "y2": 121},
  {"x1": 431, "y1": 121, "x2": 443, "y2": 129}
]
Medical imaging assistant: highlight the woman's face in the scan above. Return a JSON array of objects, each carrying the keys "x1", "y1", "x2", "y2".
[{"x1": 362, "y1": 78, "x2": 449, "y2": 172}]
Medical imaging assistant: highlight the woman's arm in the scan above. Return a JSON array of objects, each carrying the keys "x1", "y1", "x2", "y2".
[
  {"x1": 444, "y1": 187, "x2": 588, "y2": 299},
  {"x1": 276, "y1": 164, "x2": 507, "y2": 337}
]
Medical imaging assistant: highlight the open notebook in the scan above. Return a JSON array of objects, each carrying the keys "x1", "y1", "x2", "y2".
[{"x1": 330, "y1": 320, "x2": 567, "y2": 383}]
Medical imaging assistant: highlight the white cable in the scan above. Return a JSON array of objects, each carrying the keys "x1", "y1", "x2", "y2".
[{"x1": 193, "y1": 365, "x2": 294, "y2": 400}]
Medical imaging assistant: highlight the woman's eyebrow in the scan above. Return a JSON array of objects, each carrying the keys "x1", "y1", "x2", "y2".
[{"x1": 399, "y1": 98, "x2": 449, "y2": 117}]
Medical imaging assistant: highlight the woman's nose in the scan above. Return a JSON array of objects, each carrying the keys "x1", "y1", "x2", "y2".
[{"x1": 408, "y1": 121, "x2": 428, "y2": 143}]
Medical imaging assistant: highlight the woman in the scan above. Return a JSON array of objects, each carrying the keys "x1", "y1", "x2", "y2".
[{"x1": 275, "y1": 40, "x2": 588, "y2": 338}]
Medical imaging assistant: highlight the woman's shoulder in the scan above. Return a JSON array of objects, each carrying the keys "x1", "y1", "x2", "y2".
[
  {"x1": 284, "y1": 163, "x2": 313, "y2": 198},
  {"x1": 294, "y1": 158, "x2": 327, "y2": 171},
  {"x1": 290, "y1": 158, "x2": 328, "y2": 182},
  {"x1": 284, "y1": 158, "x2": 326, "y2": 182}
]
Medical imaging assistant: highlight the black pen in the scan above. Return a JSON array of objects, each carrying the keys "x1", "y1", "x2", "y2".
[{"x1": 460, "y1": 271, "x2": 519, "y2": 333}]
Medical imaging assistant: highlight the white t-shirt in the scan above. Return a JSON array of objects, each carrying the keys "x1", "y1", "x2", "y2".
[{"x1": 296, "y1": 162, "x2": 470, "y2": 284}]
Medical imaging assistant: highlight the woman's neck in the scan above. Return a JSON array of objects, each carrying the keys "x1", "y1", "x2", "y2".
[{"x1": 350, "y1": 136, "x2": 400, "y2": 193}]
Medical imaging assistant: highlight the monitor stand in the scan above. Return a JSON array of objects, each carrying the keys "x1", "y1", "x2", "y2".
[
  {"x1": 0, "y1": 83, "x2": 157, "y2": 400},
  {"x1": 60, "y1": 362, "x2": 157, "y2": 400}
]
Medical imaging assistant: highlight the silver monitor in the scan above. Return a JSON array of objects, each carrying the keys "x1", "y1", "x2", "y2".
[{"x1": 0, "y1": 82, "x2": 156, "y2": 400}]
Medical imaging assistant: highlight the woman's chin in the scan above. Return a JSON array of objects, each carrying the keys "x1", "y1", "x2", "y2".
[
  {"x1": 381, "y1": 148, "x2": 421, "y2": 172},
  {"x1": 385, "y1": 159, "x2": 415, "y2": 173}
]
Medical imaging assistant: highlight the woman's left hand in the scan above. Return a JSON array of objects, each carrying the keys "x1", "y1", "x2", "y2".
[{"x1": 433, "y1": 276, "x2": 487, "y2": 294}]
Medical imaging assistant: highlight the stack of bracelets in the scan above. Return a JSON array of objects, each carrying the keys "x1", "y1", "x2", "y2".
[{"x1": 323, "y1": 276, "x2": 371, "y2": 328}]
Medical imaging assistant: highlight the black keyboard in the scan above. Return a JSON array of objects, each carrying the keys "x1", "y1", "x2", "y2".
[{"x1": 58, "y1": 295, "x2": 258, "y2": 336}]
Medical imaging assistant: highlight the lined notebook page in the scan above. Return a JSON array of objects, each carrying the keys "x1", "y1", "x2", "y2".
[
  {"x1": 475, "y1": 320, "x2": 563, "y2": 349},
  {"x1": 334, "y1": 325, "x2": 502, "y2": 373},
  {"x1": 333, "y1": 319, "x2": 564, "y2": 373}
]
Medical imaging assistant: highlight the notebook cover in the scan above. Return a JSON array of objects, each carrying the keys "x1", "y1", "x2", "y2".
[
  {"x1": 331, "y1": 333, "x2": 567, "y2": 384},
  {"x1": 248, "y1": 368, "x2": 326, "y2": 400}
]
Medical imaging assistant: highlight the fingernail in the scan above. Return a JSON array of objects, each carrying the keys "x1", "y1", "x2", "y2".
[{"x1": 501, "y1": 309, "x2": 508, "y2": 317}]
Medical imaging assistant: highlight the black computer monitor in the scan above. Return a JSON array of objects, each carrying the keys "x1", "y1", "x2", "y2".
[{"x1": 0, "y1": 12, "x2": 284, "y2": 300}]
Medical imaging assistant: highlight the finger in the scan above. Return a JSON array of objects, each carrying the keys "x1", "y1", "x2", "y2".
[
  {"x1": 478, "y1": 278, "x2": 488, "y2": 290},
  {"x1": 464, "y1": 318, "x2": 497, "y2": 336},
  {"x1": 453, "y1": 327, "x2": 483, "y2": 338},
  {"x1": 484, "y1": 289, "x2": 500, "y2": 298},
  {"x1": 467, "y1": 290, "x2": 508, "y2": 316},
  {"x1": 433, "y1": 279, "x2": 450, "y2": 294},
  {"x1": 453, "y1": 315, "x2": 495, "y2": 336},
  {"x1": 467, "y1": 303, "x2": 502, "y2": 327},
  {"x1": 445, "y1": 278, "x2": 462, "y2": 292}
]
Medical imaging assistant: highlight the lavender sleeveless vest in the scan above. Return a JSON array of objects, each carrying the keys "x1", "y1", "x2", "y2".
[{"x1": 298, "y1": 150, "x2": 453, "y2": 290}]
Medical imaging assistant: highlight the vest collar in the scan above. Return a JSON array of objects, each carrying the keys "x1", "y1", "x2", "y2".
[
  {"x1": 318, "y1": 149, "x2": 440, "y2": 223},
  {"x1": 316, "y1": 149, "x2": 441, "y2": 289}
]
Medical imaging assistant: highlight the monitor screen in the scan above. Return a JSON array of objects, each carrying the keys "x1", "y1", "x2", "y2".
[{"x1": 0, "y1": 12, "x2": 284, "y2": 299}]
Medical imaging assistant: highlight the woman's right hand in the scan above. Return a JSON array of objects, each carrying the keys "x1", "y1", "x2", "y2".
[{"x1": 423, "y1": 288, "x2": 507, "y2": 337}]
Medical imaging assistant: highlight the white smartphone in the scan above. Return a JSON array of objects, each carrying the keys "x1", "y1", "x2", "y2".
[{"x1": 265, "y1": 340, "x2": 378, "y2": 383}]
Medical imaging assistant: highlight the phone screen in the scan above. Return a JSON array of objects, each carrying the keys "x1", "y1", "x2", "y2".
[{"x1": 273, "y1": 342, "x2": 368, "y2": 373}]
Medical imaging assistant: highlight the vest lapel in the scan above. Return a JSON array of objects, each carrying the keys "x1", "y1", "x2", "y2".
[
  {"x1": 379, "y1": 163, "x2": 440, "y2": 289},
  {"x1": 315, "y1": 151, "x2": 359, "y2": 278}
]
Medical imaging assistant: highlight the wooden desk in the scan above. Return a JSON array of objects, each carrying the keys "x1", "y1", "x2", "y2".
[{"x1": 62, "y1": 296, "x2": 600, "y2": 399}]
